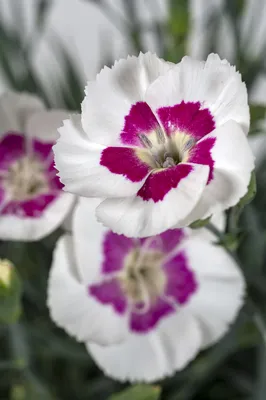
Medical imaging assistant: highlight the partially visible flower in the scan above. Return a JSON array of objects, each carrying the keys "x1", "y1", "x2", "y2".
[
  {"x1": 48, "y1": 198, "x2": 245, "y2": 382},
  {"x1": 54, "y1": 52, "x2": 254, "y2": 238},
  {"x1": 0, "y1": 259, "x2": 13, "y2": 288},
  {"x1": 0, "y1": 258, "x2": 22, "y2": 323},
  {"x1": 0, "y1": 92, "x2": 75, "y2": 241}
]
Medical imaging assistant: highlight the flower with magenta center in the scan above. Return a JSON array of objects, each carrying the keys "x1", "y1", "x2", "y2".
[
  {"x1": 54, "y1": 52, "x2": 254, "y2": 237},
  {"x1": 48, "y1": 198, "x2": 245, "y2": 382},
  {"x1": 0, "y1": 91, "x2": 74, "y2": 241}
]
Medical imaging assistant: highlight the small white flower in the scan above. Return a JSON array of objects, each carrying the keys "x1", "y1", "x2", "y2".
[
  {"x1": 54, "y1": 52, "x2": 254, "y2": 237},
  {"x1": 48, "y1": 197, "x2": 245, "y2": 383},
  {"x1": 0, "y1": 91, "x2": 74, "y2": 241}
]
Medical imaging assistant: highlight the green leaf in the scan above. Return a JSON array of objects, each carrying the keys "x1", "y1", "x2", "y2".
[
  {"x1": 50, "y1": 42, "x2": 84, "y2": 111},
  {"x1": 224, "y1": 0, "x2": 245, "y2": 21},
  {"x1": 226, "y1": 171, "x2": 257, "y2": 236},
  {"x1": 0, "y1": 260, "x2": 22, "y2": 324},
  {"x1": 253, "y1": 343, "x2": 266, "y2": 400},
  {"x1": 190, "y1": 216, "x2": 211, "y2": 229},
  {"x1": 10, "y1": 372, "x2": 56, "y2": 400},
  {"x1": 168, "y1": 0, "x2": 189, "y2": 36},
  {"x1": 250, "y1": 105, "x2": 266, "y2": 131},
  {"x1": 0, "y1": 241, "x2": 52, "y2": 309},
  {"x1": 110, "y1": 384, "x2": 161, "y2": 400},
  {"x1": 238, "y1": 170, "x2": 257, "y2": 209},
  {"x1": 166, "y1": 0, "x2": 189, "y2": 62},
  {"x1": 10, "y1": 384, "x2": 26, "y2": 400},
  {"x1": 238, "y1": 205, "x2": 265, "y2": 276},
  {"x1": 35, "y1": 0, "x2": 51, "y2": 32},
  {"x1": 219, "y1": 232, "x2": 242, "y2": 252}
]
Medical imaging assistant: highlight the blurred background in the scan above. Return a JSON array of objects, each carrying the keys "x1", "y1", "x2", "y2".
[{"x1": 1, "y1": 0, "x2": 266, "y2": 399}]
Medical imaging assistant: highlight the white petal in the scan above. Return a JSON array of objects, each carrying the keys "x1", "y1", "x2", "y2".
[
  {"x1": 182, "y1": 120, "x2": 255, "y2": 223},
  {"x1": 209, "y1": 211, "x2": 226, "y2": 232},
  {"x1": 145, "y1": 53, "x2": 249, "y2": 134},
  {"x1": 88, "y1": 309, "x2": 202, "y2": 382},
  {"x1": 0, "y1": 193, "x2": 74, "y2": 241},
  {"x1": 0, "y1": 91, "x2": 44, "y2": 134},
  {"x1": 81, "y1": 52, "x2": 172, "y2": 145},
  {"x1": 26, "y1": 110, "x2": 69, "y2": 142},
  {"x1": 48, "y1": 235, "x2": 128, "y2": 346},
  {"x1": 54, "y1": 116, "x2": 149, "y2": 198},
  {"x1": 183, "y1": 236, "x2": 245, "y2": 348},
  {"x1": 62, "y1": 197, "x2": 77, "y2": 233},
  {"x1": 96, "y1": 163, "x2": 209, "y2": 237},
  {"x1": 73, "y1": 197, "x2": 107, "y2": 283}
]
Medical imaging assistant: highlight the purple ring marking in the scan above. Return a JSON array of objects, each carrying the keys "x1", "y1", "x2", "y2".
[
  {"x1": 89, "y1": 278, "x2": 127, "y2": 314},
  {"x1": 100, "y1": 146, "x2": 151, "y2": 182},
  {"x1": 188, "y1": 137, "x2": 216, "y2": 183},
  {"x1": 88, "y1": 229, "x2": 198, "y2": 334},
  {"x1": 0, "y1": 132, "x2": 61, "y2": 218},
  {"x1": 120, "y1": 102, "x2": 160, "y2": 146},
  {"x1": 102, "y1": 231, "x2": 135, "y2": 275},
  {"x1": 137, "y1": 163, "x2": 193, "y2": 202},
  {"x1": 157, "y1": 101, "x2": 215, "y2": 140},
  {"x1": 163, "y1": 251, "x2": 198, "y2": 305},
  {"x1": 130, "y1": 298, "x2": 174, "y2": 333},
  {"x1": 0, "y1": 133, "x2": 25, "y2": 171},
  {"x1": 140, "y1": 228, "x2": 186, "y2": 254}
]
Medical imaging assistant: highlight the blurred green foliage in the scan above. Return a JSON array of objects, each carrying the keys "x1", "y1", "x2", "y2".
[
  {"x1": 165, "y1": 0, "x2": 189, "y2": 62},
  {"x1": 250, "y1": 105, "x2": 266, "y2": 134},
  {"x1": 109, "y1": 385, "x2": 161, "y2": 400},
  {"x1": 0, "y1": 0, "x2": 266, "y2": 399}
]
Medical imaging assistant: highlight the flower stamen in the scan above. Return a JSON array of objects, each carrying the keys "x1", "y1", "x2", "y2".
[
  {"x1": 137, "y1": 129, "x2": 195, "y2": 170},
  {"x1": 120, "y1": 246, "x2": 166, "y2": 311},
  {"x1": 138, "y1": 133, "x2": 153, "y2": 149},
  {"x1": 182, "y1": 138, "x2": 196, "y2": 152},
  {"x1": 3, "y1": 156, "x2": 50, "y2": 201},
  {"x1": 155, "y1": 126, "x2": 166, "y2": 144},
  {"x1": 162, "y1": 155, "x2": 176, "y2": 168}
]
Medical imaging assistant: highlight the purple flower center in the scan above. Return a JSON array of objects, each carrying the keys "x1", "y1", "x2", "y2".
[
  {"x1": 100, "y1": 101, "x2": 216, "y2": 203},
  {"x1": 119, "y1": 247, "x2": 166, "y2": 310},
  {"x1": 0, "y1": 132, "x2": 62, "y2": 218},
  {"x1": 119, "y1": 100, "x2": 215, "y2": 170},
  {"x1": 4, "y1": 155, "x2": 48, "y2": 200},
  {"x1": 89, "y1": 229, "x2": 198, "y2": 334},
  {"x1": 137, "y1": 130, "x2": 195, "y2": 169}
]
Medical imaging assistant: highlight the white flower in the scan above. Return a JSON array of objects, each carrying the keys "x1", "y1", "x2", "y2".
[
  {"x1": 54, "y1": 52, "x2": 254, "y2": 237},
  {"x1": 0, "y1": 91, "x2": 74, "y2": 241},
  {"x1": 48, "y1": 197, "x2": 245, "y2": 383}
]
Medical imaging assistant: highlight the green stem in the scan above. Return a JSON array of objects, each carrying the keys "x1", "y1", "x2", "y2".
[
  {"x1": 8, "y1": 322, "x2": 30, "y2": 371},
  {"x1": 207, "y1": 223, "x2": 266, "y2": 344},
  {"x1": 0, "y1": 360, "x2": 25, "y2": 371},
  {"x1": 206, "y1": 222, "x2": 239, "y2": 263},
  {"x1": 227, "y1": 206, "x2": 240, "y2": 235},
  {"x1": 253, "y1": 342, "x2": 266, "y2": 400},
  {"x1": 254, "y1": 312, "x2": 266, "y2": 346},
  {"x1": 206, "y1": 222, "x2": 224, "y2": 242}
]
